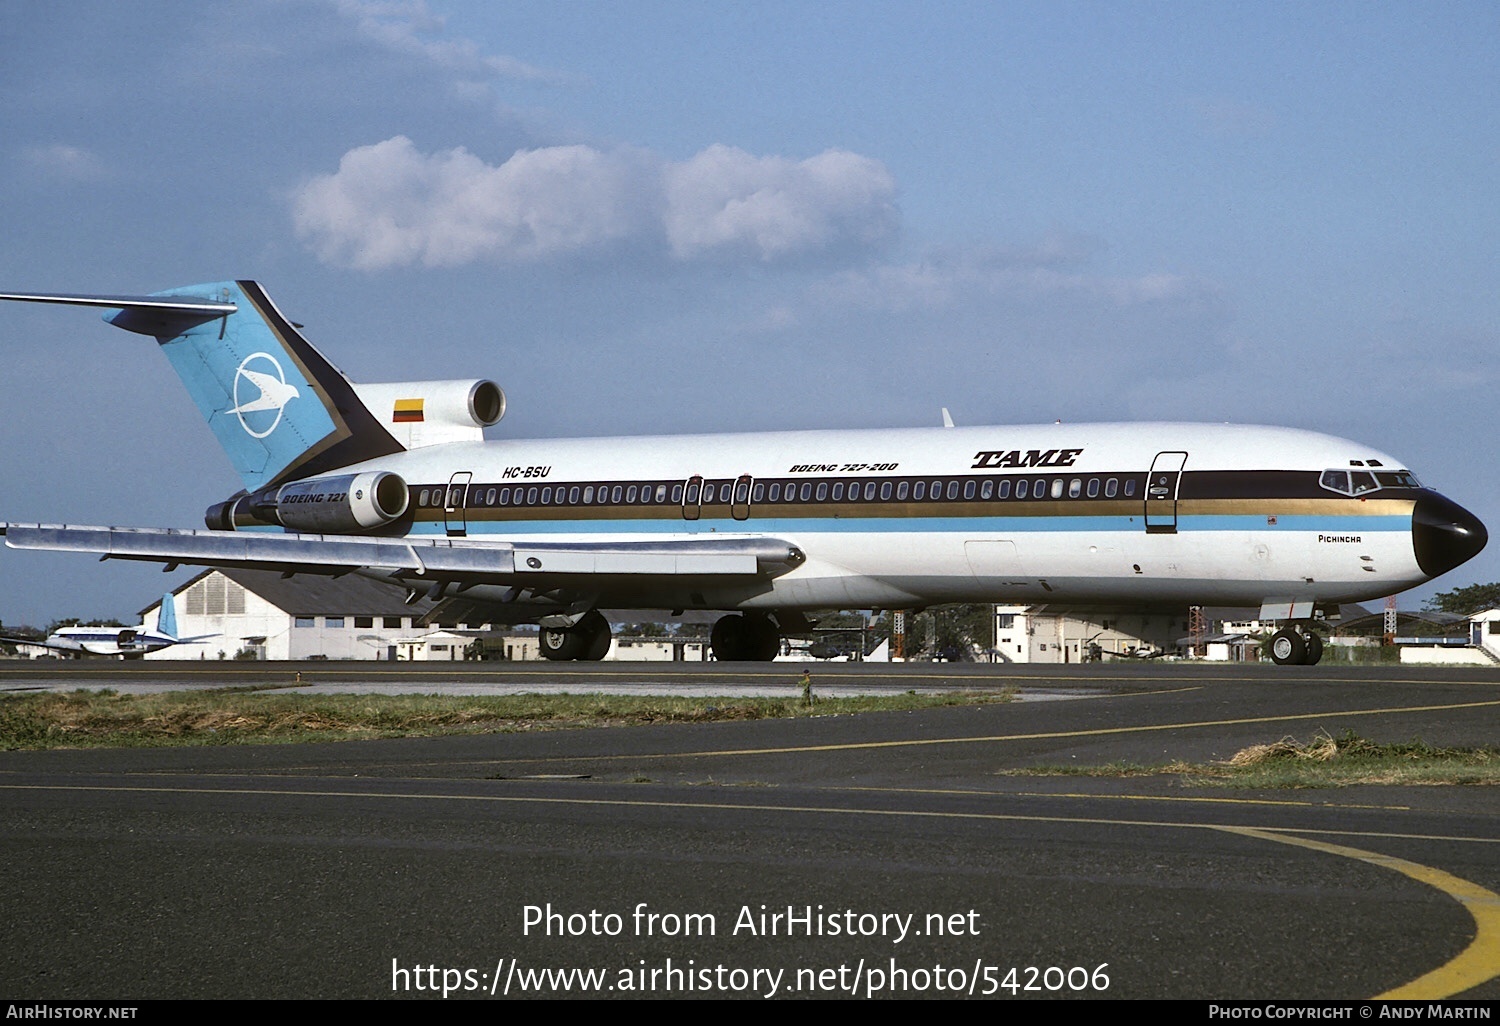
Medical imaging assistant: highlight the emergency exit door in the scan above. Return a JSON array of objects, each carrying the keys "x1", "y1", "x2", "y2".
[
  {"x1": 1144, "y1": 451, "x2": 1187, "y2": 534},
  {"x1": 445, "y1": 471, "x2": 472, "y2": 537}
]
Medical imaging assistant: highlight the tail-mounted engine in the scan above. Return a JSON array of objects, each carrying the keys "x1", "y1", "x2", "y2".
[
  {"x1": 352, "y1": 378, "x2": 505, "y2": 448},
  {"x1": 206, "y1": 471, "x2": 409, "y2": 533}
]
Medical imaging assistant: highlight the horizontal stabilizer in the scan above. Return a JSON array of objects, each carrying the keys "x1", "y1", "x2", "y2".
[
  {"x1": 0, "y1": 289, "x2": 237, "y2": 337},
  {"x1": 1, "y1": 524, "x2": 806, "y2": 582}
]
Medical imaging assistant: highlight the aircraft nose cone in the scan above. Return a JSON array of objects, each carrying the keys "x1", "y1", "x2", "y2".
[{"x1": 1413, "y1": 492, "x2": 1488, "y2": 578}]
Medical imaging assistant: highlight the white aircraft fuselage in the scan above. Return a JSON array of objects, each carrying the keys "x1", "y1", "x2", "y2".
[{"x1": 313, "y1": 421, "x2": 1458, "y2": 614}]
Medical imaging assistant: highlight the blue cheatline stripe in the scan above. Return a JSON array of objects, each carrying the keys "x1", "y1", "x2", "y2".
[{"x1": 411, "y1": 513, "x2": 1410, "y2": 537}]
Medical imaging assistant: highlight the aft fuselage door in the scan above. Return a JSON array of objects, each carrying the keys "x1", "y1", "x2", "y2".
[
  {"x1": 1144, "y1": 451, "x2": 1188, "y2": 534},
  {"x1": 682, "y1": 475, "x2": 703, "y2": 521},
  {"x1": 445, "y1": 471, "x2": 472, "y2": 537},
  {"x1": 731, "y1": 474, "x2": 753, "y2": 521}
]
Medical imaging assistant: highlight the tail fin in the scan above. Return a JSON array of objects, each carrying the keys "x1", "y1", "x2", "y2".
[
  {"x1": 0, "y1": 281, "x2": 402, "y2": 490},
  {"x1": 157, "y1": 593, "x2": 179, "y2": 639}
]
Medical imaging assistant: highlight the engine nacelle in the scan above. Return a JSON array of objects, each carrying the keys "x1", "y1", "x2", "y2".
[
  {"x1": 353, "y1": 378, "x2": 505, "y2": 448},
  {"x1": 205, "y1": 471, "x2": 409, "y2": 533}
]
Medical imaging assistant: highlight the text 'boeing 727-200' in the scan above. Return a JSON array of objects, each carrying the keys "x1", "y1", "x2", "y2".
[{"x1": 0, "y1": 281, "x2": 1486, "y2": 664}]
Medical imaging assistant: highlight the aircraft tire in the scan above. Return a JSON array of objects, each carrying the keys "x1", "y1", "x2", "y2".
[
  {"x1": 712, "y1": 614, "x2": 781, "y2": 661},
  {"x1": 1269, "y1": 629, "x2": 1306, "y2": 666},
  {"x1": 539, "y1": 625, "x2": 585, "y2": 661},
  {"x1": 1302, "y1": 631, "x2": 1324, "y2": 666},
  {"x1": 746, "y1": 615, "x2": 781, "y2": 661},
  {"x1": 577, "y1": 610, "x2": 612, "y2": 661},
  {"x1": 711, "y1": 615, "x2": 747, "y2": 660}
]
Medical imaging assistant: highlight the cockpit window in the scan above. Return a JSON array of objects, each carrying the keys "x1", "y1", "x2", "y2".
[{"x1": 1320, "y1": 468, "x2": 1421, "y2": 496}]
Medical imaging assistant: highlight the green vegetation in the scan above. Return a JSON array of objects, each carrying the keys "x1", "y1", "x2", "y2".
[
  {"x1": 1423, "y1": 581, "x2": 1500, "y2": 617},
  {"x1": 0, "y1": 686, "x2": 1009, "y2": 750},
  {"x1": 1002, "y1": 731, "x2": 1500, "y2": 788}
]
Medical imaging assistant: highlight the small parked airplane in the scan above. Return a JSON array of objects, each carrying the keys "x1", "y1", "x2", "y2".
[
  {"x1": 0, "y1": 281, "x2": 1487, "y2": 665},
  {"x1": 0, "y1": 593, "x2": 215, "y2": 659}
]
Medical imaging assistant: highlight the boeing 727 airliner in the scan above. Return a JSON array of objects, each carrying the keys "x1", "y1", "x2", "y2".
[{"x1": 0, "y1": 281, "x2": 1486, "y2": 664}]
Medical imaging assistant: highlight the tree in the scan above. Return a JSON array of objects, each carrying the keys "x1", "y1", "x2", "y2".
[
  {"x1": 877, "y1": 604, "x2": 993, "y2": 660},
  {"x1": 1423, "y1": 583, "x2": 1500, "y2": 617}
]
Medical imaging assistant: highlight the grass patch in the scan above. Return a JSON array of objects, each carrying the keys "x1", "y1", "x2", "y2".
[
  {"x1": 0, "y1": 687, "x2": 1009, "y2": 750},
  {"x1": 1002, "y1": 730, "x2": 1500, "y2": 788}
]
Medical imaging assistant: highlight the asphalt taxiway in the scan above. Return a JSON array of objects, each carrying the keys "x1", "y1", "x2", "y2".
[{"x1": 1, "y1": 660, "x2": 1497, "y2": 1000}]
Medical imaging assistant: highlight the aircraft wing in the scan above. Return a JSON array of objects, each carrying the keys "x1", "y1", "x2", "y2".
[
  {"x1": 0, "y1": 524, "x2": 807, "y2": 582},
  {"x1": 0, "y1": 634, "x2": 72, "y2": 653}
]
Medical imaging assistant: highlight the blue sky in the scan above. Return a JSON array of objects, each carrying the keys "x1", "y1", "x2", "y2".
[{"x1": 1, "y1": 0, "x2": 1496, "y2": 627}]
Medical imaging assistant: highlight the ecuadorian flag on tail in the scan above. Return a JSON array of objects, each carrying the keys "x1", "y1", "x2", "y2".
[{"x1": 393, "y1": 398, "x2": 424, "y2": 423}]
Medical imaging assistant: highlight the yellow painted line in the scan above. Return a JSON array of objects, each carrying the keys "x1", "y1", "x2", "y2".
[
  {"x1": 832, "y1": 784, "x2": 1410, "y2": 811},
  {"x1": 1219, "y1": 825, "x2": 1500, "y2": 999},
  {"x1": 2, "y1": 665, "x2": 1491, "y2": 686},
  {"x1": 484, "y1": 696, "x2": 1500, "y2": 761},
  {"x1": 4, "y1": 778, "x2": 1493, "y2": 845}
]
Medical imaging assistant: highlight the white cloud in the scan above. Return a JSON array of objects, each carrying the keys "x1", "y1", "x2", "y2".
[
  {"x1": 292, "y1": 136, "x2": 653, "y2": 268},
  {"x1": 813, "y1": 248, "x2": 1213, "y2": 313},
  {"x1": 20, "y1": 144, "x2": 106, "y2": 182},
  {"x1": 331, "y1": 0, "x2": 567, "y2": 83},
  {"x1": 293, "y1": 136, "x2": 899, "y2": 269},
  {"x1": 662, "y1": 145, "x2": 898, "y2": 260}
]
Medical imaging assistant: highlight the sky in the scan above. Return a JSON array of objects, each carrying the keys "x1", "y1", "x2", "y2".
[{"x1": 0, "y1": 0, "x2": 1496, "y2": 627}]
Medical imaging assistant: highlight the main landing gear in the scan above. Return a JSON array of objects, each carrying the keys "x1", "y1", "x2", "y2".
[
  {"x1": 535, "y1": 610, "x2": 788, "y2": 662},
  {"x1": 538, "y1": 609, "x2": 612, "y2": 661},
  {"x1": 710, "y1": 613, "x2": 782, "y2": 661},
  {"x1": 1268, "y1": 623, "x2": 1324, "y2": 666}
]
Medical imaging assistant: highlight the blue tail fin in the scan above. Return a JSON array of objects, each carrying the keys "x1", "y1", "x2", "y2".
[
  {"x1": 110, "y1": 281, "x2": 403, "y2": 490},
  {"x1": 157, "y1": 593, "x2": 178, "y2": 639}
]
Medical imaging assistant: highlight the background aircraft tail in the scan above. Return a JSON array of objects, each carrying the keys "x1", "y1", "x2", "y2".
[
  {"x1": 0, "y1": 281, "x2": 402, "y2": 491},
  {"x1": 157, "y1": 592, "x2": 178, "y2": 639}
]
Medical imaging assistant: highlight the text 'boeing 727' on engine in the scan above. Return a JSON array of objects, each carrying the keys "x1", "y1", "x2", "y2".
[{"x1": 0, "y1": 281, "x2": 1486, "y2": 664}]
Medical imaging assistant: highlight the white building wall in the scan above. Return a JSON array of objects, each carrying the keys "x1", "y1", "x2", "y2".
[
  {"x1": 994, "y1": 605, "x2": 1184, "y2": 664},
  {"x1": 1400, "y1": 647, "x2": 1494, "y2": 666},
  {"x1": 146, "y1": 578, "x2": 290, "y2": 660},
  {"x1": 1471, "y1": 610, "x2": 1500, "y2": 662},
  {"x1": 144, "y1": 573, "x2": 459, "y2": 660},
  {"x1": 609, "y1": 639, "x2": 708, "y2": 661}
]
